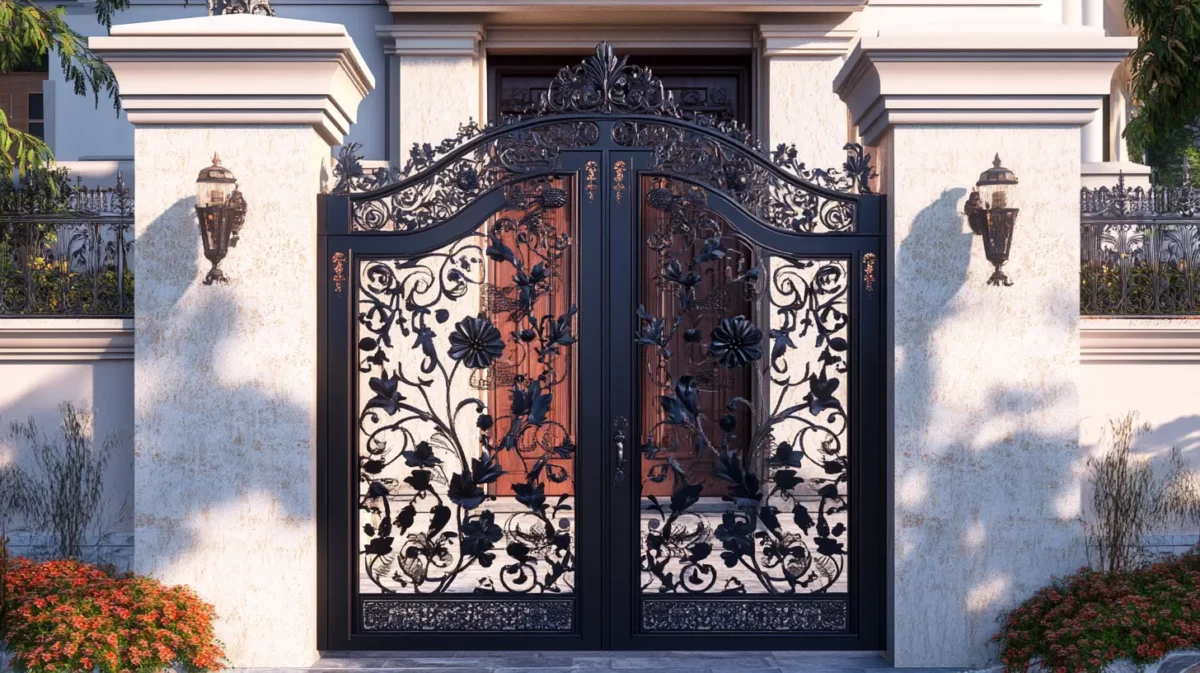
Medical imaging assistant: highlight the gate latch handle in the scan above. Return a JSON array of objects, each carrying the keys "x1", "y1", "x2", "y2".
[{"x1": 613, "y1": 416, "x2": 629, "y2": 488}]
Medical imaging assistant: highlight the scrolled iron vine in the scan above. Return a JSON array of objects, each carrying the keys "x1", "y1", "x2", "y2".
[
  {"x1": 356, "y1": 179, "x2": 580, "y2": 594},
  {"x1": 613, "y1": 122, "x2": 863, "y2": 233},
  {"x1": 333, "y1": 43, "x2": 875, "y2": 235},
  {"x1": 635, "y1": 181, "x2": 849, "y2": 596},
  {"x1": 338, "y1": 122, "x2": 599, "y2": 232}
]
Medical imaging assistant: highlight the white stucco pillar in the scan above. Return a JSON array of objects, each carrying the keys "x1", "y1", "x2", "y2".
[
  {"x1": 1081, "y1": 111, "x2": 1105, "y2": 162},
  {"x1": 1062, "y1": 0, "x2": 1083, "y2": 24},
  {"x1": 377, "y1": 24, "x2": 484, "y2": 168},
  {"x1": 759, "y1": 19, "x2": 857, "y2": 172},
  {"x1": 836, "y1": 27, "x2": 1134, "y2": 668},
  {"x1": 90, "y1": 15, "x2": 374, "y2": 667}
]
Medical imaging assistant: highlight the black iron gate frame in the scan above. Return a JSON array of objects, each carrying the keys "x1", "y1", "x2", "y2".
[{"x1": 317, "y1": 44, "x2": 887, "y2": 653}]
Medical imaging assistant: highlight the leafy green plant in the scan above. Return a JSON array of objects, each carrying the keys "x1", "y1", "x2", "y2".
[
  {"x1": 0, "y1": 0, "x2": 128, "y2": 175},
  {"x1": 1124, "y1": 0, "x2": 1200, "y2": 181},
  {"x1": 994, "y1": 553, "x2": 1200, "y2": 673}
]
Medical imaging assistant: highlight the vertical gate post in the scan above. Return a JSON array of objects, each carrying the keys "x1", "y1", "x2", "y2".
[
  {"x1": 91, "y1": 16, "x2": 374, "y2": 667},
  {"x1": 835, "y1": 29, "x2": 1134, "y2": 668}
]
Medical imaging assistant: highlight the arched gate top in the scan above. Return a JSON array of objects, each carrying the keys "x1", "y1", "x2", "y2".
[{"x1": 332, "y1": 43, "x2": 878, "y2": 235}]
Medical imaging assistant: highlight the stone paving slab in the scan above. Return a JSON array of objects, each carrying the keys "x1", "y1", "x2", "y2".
[{"x1": 230, "y1": 651, "x2": 978, "y2": 673}]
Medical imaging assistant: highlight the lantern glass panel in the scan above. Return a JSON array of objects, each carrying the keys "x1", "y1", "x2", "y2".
[
  {"x1": 977, "y1": 181, "x2": 1019, "y2": 210},
  {"x1": 197, "y1": 181, "x2": 236, "y2": 209}
]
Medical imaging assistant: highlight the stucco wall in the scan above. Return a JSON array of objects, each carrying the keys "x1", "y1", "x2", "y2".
[
  {"x1": 49, "y1": 1, "x2": 390, "y2": 161},
  {"x1": 132, "y1": 125, "x2": 327, "y2": 667},
  {"x1": 886, "y1": 125, "x2": 1084, "y2": 668},
  {"x1": 397, "y1": 55, "x2": 481, "y2": 159},
  {"x1": 1080, "y1": 318, "x2": 1200, "y2": 554},
  {"x1": 767, "y1": 55, "x2": 850, "y2": 172},
  {"x1": 0, "y1": 318, "x2": 134, "y2": 568}
]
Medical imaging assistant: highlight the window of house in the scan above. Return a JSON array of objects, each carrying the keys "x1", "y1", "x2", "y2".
[{"x1": 28, "y1": 93, "x2": 44, "y2": 140}]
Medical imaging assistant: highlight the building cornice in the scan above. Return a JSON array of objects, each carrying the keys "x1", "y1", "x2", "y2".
[
  {"x1": 0, "y1": 319, "x2": 134, "y2": 362},
  {"x1": 385, "y1": 0, "x2": 866, "y2": 12},
  {"x1": 832, "y1": 27, "x2": 1137, "y2": 145},
  {"x1": 486, "y1": 25, "x2": 757, "y2": 52},
  {"x1": 758, "y1": 20, "x2": 858, "y2": 56},
  {"x1": 377, "y1": 23, "x2": 484, "y2": 57},
  {"x1": 1080, "y1": 318, "x2": 1200, "y2": 364},
  {"x1": 90, "y1": 15, "x2": 375, "y2": 146}
]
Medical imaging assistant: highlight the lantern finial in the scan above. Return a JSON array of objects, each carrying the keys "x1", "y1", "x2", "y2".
[
  {"x1": 212, "y1": 153, "x2": 222, "y2": 166},
  {"x1": 993, "y1": 153, "x2": 1002, "y2": 168}
]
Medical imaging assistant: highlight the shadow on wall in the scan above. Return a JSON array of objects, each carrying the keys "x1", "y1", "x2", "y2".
[
  {"x1": 892, "y1": 187, "x2": 1087, "y2": 666},
  {"x1": 131, "y1": 198, "x2": 317, "y2": 663},
  {"x1": 0, "y1": 350, "x2": 135, "y2": 568}
]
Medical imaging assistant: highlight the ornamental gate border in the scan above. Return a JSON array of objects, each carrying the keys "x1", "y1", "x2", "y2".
[{"x1": 317, "y1": 43, "x2": 887, "y2": 652}]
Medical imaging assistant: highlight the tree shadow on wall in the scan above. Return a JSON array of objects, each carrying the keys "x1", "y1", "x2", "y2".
[
  {"x1": 890, "y1": 187, "x2": 1088, "y2": 668},
  {"x1": 132, "y1": 198, "x2": 318, "y2": 666}
]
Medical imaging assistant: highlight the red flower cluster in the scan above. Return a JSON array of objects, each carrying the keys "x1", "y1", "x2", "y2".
[
  {"x1": 994, "y1": 553, "x2": 1200, "y2": 673},
  {"x1": 1, "y1": 556, "x2": 227, "y2": 673}
]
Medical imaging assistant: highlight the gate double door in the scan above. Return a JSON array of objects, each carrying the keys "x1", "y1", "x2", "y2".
[{"x1": 319, "y1": 44, "x2": 885, "y2": 652}]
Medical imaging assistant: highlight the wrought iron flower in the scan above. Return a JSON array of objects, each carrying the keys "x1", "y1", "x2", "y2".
[
  {"x1": 663, "y1": 260, "x2": 701, "y2": 288},
  {"x1": 448, "y1": 314, "x2": 505, "y2": 369},
  {"x1": 724, "y1": 165, "x2": 748, "y2": 192},
  {"x1": 541, "y1": 187, "x2": 568, "y2": 209},
  {"x1": 708, "y1": 315, "x2": 763, "y2": 368},
  {"x1": 647, "y1": 187, "x2": 676, "y2": 211},
  {"x1": 455, "y1": 165, "x2": 480, "y2": 192}
]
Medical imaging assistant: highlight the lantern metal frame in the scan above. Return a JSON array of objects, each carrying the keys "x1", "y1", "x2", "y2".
[
  {"x1": 194, "y1": 153, "x2": 247, "y2": 285},
  {"x1": 964, "y1": 154, "x2": 1019, "y2": 287}
]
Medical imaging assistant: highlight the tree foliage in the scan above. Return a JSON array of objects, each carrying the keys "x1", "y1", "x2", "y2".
[
  {"x1": 0, "y1": 0, "x2": 129, "y2": 176},
  {"x1": 1125, "y1": 0, "x2": 1200, "y2": 185}
]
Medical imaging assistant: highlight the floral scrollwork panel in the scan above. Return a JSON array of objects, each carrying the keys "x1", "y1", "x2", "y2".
[
  {"x1": 349, "y1": 122, "x2": 599, "y2": 232},
  {"x1": 636, "y1": 179, "x2": 850, "y2": 598},
  {"x1": 356, "y1": 178, "x2": 581, "y2": 596},
  {"x1": 613, "y1": 122, "x2": 859, "y2": 234}
]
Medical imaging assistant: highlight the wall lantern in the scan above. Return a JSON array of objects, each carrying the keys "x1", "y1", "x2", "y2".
[
  {"x1": 195, "y1": 153, "x2": 247, "y2": 285},
  {"x1": 964, "y1": 154, "x2": 1020, "y2": 287}
]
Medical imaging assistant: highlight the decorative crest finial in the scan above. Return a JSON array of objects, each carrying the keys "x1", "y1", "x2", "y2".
[{"x1": 539, "y1": 41, "x2": 678, "y2": 116}]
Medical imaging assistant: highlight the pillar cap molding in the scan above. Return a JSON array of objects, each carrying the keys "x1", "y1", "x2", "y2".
[
  {"x1": 377, "y1": 23, "x2": 484, "y2": 57},
  {"x1": 832, "y1": 26, "x2": 1137, "y2": 145},
  {"x1": 758, "y1": 20, "x2": 858, "y2": 56},
  {"x1": 90, "y1": 14, "x2": 375, "y2": 146}
]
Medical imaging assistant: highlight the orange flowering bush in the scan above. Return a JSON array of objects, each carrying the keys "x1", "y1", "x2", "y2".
[
  {"x1": 994, "y1": 553, "x2": 1200, "y2": 673},
  {"x1": 1, "y1": 556, "x2": 226, "y2": 673}
]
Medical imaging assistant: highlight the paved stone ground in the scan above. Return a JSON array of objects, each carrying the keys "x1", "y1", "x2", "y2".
[{"x1": 236, "y1": 651, "x2": 976, "y2": 673}]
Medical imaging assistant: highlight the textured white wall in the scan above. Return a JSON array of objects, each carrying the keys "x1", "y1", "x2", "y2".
[
  {"x1": 767, "y1": 56, "x2": 849, "y2": 172},
  {"x1": 50, "y1": 2, "x2": 390, "y2": 161},
  {"x1": 1080, "y1": 324, "x2": 1200, "y2": 552},
  {"x1": 887, "y1": 125, "x2": 1084, "y2": 668},
  {"x1": 398, "y1": 55, "x2": 481, "y2": 160},
  {"x1": 0, "y1": 323, "x2": 134, "y2": 558},
  {"x1": 132, "y1": 125, "x2": 327, "y2": 667}
]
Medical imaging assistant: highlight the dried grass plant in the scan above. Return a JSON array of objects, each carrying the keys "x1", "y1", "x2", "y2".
[
  {"x1": 1086, "y1": 412, "x2": 1200, "y2": 572},
  {"x1": 9, "y1": 402, "x2": 115, "y2": 560}
]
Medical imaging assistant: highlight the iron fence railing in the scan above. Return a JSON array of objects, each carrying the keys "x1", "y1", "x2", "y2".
[
  {"x1": 0, "y1": 168, "x2": 134, "y2": 316},
  {"x1": 1081, "y1": 172, "x2": 1200, "y2": 316}
]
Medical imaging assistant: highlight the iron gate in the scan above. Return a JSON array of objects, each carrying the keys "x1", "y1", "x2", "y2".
[{"x1": 318, "y1": 44, "x2": 886, "y2": 651}]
